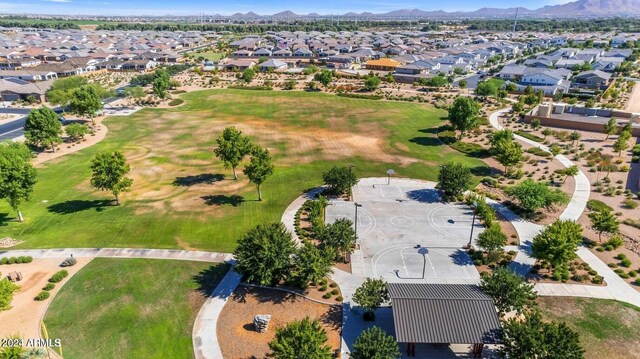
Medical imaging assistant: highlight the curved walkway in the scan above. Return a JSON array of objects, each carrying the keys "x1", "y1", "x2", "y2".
[{"x1": 489, "y1": 108, "x2": 640, "y2": 307}]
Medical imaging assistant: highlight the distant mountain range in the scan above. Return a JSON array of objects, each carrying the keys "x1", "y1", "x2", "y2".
[{"x1": 223, "y1": 0, "x2": 640, "y2": 19}]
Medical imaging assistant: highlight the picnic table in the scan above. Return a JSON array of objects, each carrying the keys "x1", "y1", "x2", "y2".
[{"x1": 7, "y1": 271, "x2": 22, "y2": 282}]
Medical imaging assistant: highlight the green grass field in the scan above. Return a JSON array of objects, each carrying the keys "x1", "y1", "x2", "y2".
[
  {"x1": 0, "y1": 89, "x2": 487, "y2": 251},
  {"x1": 44, "y1": 258, "x2": 229, "y2": 359},
  {"x1": 195, "y1": 52, "x2": 226, "y2": 61},
  {"x1": 539, "y1": 297, "x2": 640, "y2": 359}
]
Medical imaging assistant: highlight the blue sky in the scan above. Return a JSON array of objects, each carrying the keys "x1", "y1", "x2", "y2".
[{"x1": 3, "y1": 0, "x2": 569, "y2": 16}]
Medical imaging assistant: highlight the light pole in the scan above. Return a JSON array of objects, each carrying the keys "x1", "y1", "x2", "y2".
[
  {"x1": 354, "y1": 202, "x2": 362, "y2": 239},
  {"x1": 386, "y1": 169, "x2": 395, "y2": 185},
  {"x1": 348, "y1": 164, "x2": 355, "y2": 201},
  {"x1": 467, "y1": 201, "x2": 478, "y2": 248}
]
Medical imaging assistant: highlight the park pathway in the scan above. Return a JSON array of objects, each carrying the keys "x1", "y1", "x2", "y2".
[
  {"x1": 0, "y1": 247, "x2": 232, "y2": 262},
  {"x1": 489, "y1": 108, "x2": 640, "y2": 307}
]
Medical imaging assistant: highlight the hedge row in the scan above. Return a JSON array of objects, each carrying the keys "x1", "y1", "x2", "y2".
[{"x1": 0, "y1": 256, "x2": 33, "y2": 265}]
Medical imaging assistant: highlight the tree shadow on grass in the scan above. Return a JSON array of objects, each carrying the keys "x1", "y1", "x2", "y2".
[
  {"x1": 471, "y1": 165, "x2": 491, "y2": 177},
  {"x1": 47, "y1": 199, "x2": 112, "y2": 214},
  {"x1": 192, "y1": 264, "x2": 232, "y2": 297},
  {"x1": 201, "y1": 194, "x2": 245, "y2": 207},
  {"x1": 408, "y1": 136, "x2": 443, "y2": 147},
  {"x1": 0, "y1": 213, "x2": 10, "y2": 226},
  {"x1": 173, "y1": 173, "x2": 224, "y2": 187}
]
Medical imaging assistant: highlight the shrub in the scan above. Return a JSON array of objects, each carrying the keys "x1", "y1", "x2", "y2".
[
  {"x1": 336, "y1": 93, "x2": 382, "y2": 100},
  {"x1": 621, "y1": 259, "x2": 632, "y2": 268},
  {"x1": 635, "y1": 278, "x2": 640, "y2": 286},
  {"x1": 587, "y1": 199, "x2": 613, "y2": 213},
  {"x1": 0, "y1": 258, "x2": 6, "y2": 265},
  {"x1": 335, "y1": 296, "x2": 343, "y2": 302},
  {"x1": 329, "y1": 283, "x2": 337, "y2": 288},
  {"x1": 592, "y1": 275, "x2": 604, "y2": 284},
  {"x1": 7, "y1": 257, "x2": 16, "y2": 264},
  {"x1": 608, "y1": 263, "x2": 618, "y2": 268},
  {"x1": 60, "y1": 257, "x2": 77, "y2": 267},
  {"x1": 515, "y1": 130, "x2": 544, "y2": 142},
  {"x1": 605, "y1": 235, "x2": 624, "y2": 250},
  {"x1": 34, "y1": 291, "x2": 50, "y2": 301},
  {"x1": 168, "y1": 98, "x2": 184, "y2": 106},
  {"x1": 619, "y1": 272, "x2": 630, "y2": 279},
  {"x1": 48, "y1": 270, "x2": 69, "y2": 283},
  {"x1": 526, "y1": 147, "x2": 551, "y2": 158},
  {"x1": 17, "y1": 256, "x2": 32, "y2": 263},
  {"x1": 623, "y1": 218, "x2": 640, "y2": 229},
  {"x1": 331, "y1": 289, "x2": 339, "y2": 295},
  {"x1": 617, "y1": 253, "x2": 627, "y2": 260},
  {"x1": 43, "y1": 283, "x2": 55, "y2": 291},
  {"x1": 629, "y1": 271, "x2": 637, "y2": 277},
  {"x1": 319, "y1": 285, "x2": 327, "y2": 292},
  {"x1": 322, "y1": 293, "x2": 332, "y2": 299},
  {"x1": 623, "y1": 199, "x2": 639, "y2": 209}
]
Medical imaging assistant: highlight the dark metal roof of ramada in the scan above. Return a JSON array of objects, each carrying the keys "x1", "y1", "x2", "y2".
[{"x1": 388, "y1": 283, "x2": 501, "y2": 344}]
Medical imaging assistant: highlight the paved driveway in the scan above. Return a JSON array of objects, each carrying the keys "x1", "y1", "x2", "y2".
[{"x1": 326, "y1": 178, "x2": 482, "y2": 284}]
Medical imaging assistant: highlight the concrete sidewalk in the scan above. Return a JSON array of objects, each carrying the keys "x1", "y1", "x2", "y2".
[
  {"x1": 192, "y1": 267, "x2": 242, "y2": 359},
  {"x1": 0, "y1": 248, "x2": 232, "y2": 262}
]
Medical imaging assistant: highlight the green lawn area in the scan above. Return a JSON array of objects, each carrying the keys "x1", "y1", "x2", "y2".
[
  {"x1": 539, "y1": 297, "x2": 640, "y2": 359},
  {"x1": 0, "y1": 89, "x2": 487, "y2": 251},
  {"x1": 44, "y1": 258, "x2": 229, "y2": 359},
  {"x1": 194, "y1": 52, "x2": 226, "y2": 61}
]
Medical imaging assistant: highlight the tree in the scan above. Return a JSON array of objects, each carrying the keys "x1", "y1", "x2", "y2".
[
  {"x1": 234, "y1": 222, "x2": 295, "y2": 286},
  {"x1": 448, "y1": 96, "x2": 480, "y2": 139},
  {"x1": 89, "y1": 150, "x2": 133, "y2": 205},
  {"x1": 475, "y1": 79, "x2": 501, "y2": 98},
  {"x1": 476, "y1": 223, "x2": 507, "y2": 253},
  {"x1": 320, "y1": 217, "x2": 356, "y2": 262},
  {"x1": 283, "y1": 79, "x2": 297, "y2": 90},
  {"x1": 549, "y1": 144, "x2": 562, "y2": 158},
  {"x1": 542, "y1": 128, "x2": 553, "y2": 139},
  {"x1": 124, "y1": 86, "x2": 146, "y2": 102},
  {"x1": 64, "y1": 123, "x2": 89, "y2": 142},
  {"x1": 588, "y1": 210, "x2": 619, "y2": 242},
  {"x1": 291, "y1": 243, "x2": 334, "y2": 288},
  {"x1": 352, "y1": 278, "x2": 389, "y2": 320},
  {"x1": 46, "y1": 76, "x2": 88, "y2": 110},
  {"x1": 314, "y1": 70, "x2": 333, "y2": 87},
  {"x1": 569, "y1": 131, "x2": 581, "y2": 147},
  {"x1": 244, "y1": 146, "x2": 274, "y2": 201},
  {"x1": 532, "y1": 220, "x2": 583, "y2": 268},
  {"x1": 500, "y1": 311, "x2": 584, "y2": 359},
  {"x1": 603, "y1": 118, "x2": 617, "y2": 140},
  {"x1": 152, "y1": 74, "x2": 170, "y2": 100},
  {"x1": 24, "y1": 106, "x2": 62, "y2": 152},
  {"x1": 562, "y1": 165, "x2": 579, "y2": 183},
  {"x1": 531, "y1": 119, "x2": 542, "y2": 130},
  {"x1": 494, "y1": 140, "x2": 523, "y2": 173},
  {"x1": 0, "y1": 144, "x2": 37, "y2": 222},
  {"x1": 363, "y1": 76, "x2": 381, "y2": 91},
  {"x1": 458, "y1": 79, "x2": 468, "y2": 90},
  {"x1": 437, "y1": 162, "x2": 472, "y2": 201},
  {"x1": 242, "y1": 67, "x2": 256, "y2": 82},
  {"x1": 505, "y1": 179, "x2": 569, "y2": 214},
  {"x1": 613, "y1": 132, "x2": 630, "y2": 156},
  {"x1": 351, "y1": 326, "x2": 401, "y2": 359},
  {"x1": 480, "y1": 267, "x2": 536, "y2": 316},
  {"x1": 268, "y1": 317, "x2": 332, "y2": 359},
  {"x1": 322, "y1": 166, "x2": 358, "y2": 196},
  {"x1": 213, "y1": 126, "x2": 251, "y2": 180},
  {"x1": 70, "y1": 85, "x2": 103, "y2": 123},
  {"x1": 0, "y1": 276, "x2": 20, "y2": 311}
]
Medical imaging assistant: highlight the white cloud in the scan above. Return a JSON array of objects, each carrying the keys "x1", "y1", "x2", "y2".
[{"x1": 42, "y1": 0, "x2": 72, "y2": 3}]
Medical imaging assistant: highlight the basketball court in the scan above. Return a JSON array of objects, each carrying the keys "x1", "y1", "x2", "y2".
[{"x1": 325, "y1": 177, "x2": 483, "y2": 284}]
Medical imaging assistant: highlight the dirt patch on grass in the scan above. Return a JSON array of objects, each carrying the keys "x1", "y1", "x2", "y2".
[
  {"x1": 112, "y1": 92, "x2": 430, "y2": 216},
  {"x1": 217, "y1": 285, "x2": 342, "y2": 359}
]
